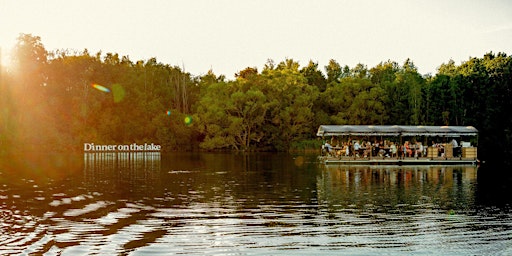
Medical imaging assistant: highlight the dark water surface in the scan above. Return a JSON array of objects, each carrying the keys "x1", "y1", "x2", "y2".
[{"x1": 1, "y1": 152, "x2": 511, "y2": 255}]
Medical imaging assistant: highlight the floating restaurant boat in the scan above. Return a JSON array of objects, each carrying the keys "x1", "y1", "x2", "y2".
[{"x1": 317, "y1": 125, "x2": 479, "y2": 166}]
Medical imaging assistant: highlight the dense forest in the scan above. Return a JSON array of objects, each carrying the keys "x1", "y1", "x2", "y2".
[{"x1": 1, "y1": 34, "x2": 511, "y2": 164}]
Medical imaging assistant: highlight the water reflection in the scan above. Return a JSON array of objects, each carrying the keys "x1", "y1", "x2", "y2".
[
  {"x1": 84, "y1": 152, "x2": 161, "y2": 173},
  {"x1": 83, "y1": 152, "x2": 161, "y2": 196},
  {"x1": 318, "y1": 165, "x2": 478, "y2": 213},
  {"x1": 315, "y1": 165, "x2": 512, "y2": 255},
  {"x1": 0, "y1": 153, "x2": 511, "y2": 255}
]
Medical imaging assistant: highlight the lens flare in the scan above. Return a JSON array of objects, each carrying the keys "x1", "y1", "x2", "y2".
[
  {"x1": 184, "y1": 115, "x2": 193, "y2": 126},
  {"x1": 112, "y1": 84, "x2": 125, "y2": 102},
  {"x1": 92, "y1": 83, "x2": 110, "y2": 93},
  {"x1": 166, "y1": 110, "x2": 171, "y2": 116}
]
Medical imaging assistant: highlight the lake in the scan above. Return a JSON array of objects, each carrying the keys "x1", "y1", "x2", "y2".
[{"x1": 0, "y1": 152, "x2": 511, "y2": 255}]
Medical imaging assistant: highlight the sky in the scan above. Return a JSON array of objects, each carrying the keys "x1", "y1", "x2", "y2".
[{"x1": 1, "y1": 0, "x2": 512, "y2": 79}]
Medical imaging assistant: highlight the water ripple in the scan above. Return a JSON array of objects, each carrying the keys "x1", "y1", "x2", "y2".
[{"x1": 1, "y1": 154, "x2": 512, "y2": 255}]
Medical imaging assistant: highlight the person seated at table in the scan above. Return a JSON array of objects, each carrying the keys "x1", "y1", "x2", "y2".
[
  {"x1": 363, "y1": 141, "x2": 372, "y2": 158},
  {"x1": 404, "y1": 141, "x2": 412, "y2": 157},
  {"x1": 438, "y1": 144, "x2": 445, "y2": 157},
  {"x1": 415, "y1": 142, "x2": 423, "y2": 157},
  {"x1": 324, "y1": 142, "x2": 334, "y2": 156},
  {"x1": 451, "y1": 139, "x2": 458, "y2": 148},
  {"x1": 451, "y1": 139, "x2": 460, "y2": 157},
  {"x1": 378, "y1": 148, "x2": 387, "y2": 158},
  {"x1": 390, "y1": 142, "x2": 397, "y2": 158},
  {"x1": 373, "y1": 140, "x2": 380, "y2": 157},
  {"x1": 382, "y1": 141, "x2": 391, "y2": 157},
  {"x1": 335, "y1": 146, "x2": 342, "y2": 157},
  {"x1": 339, "y1": 142, "x2": 347, "y2": 157},
  {"x1": 353, "y1": 140, "x2": 361, "y2": 157}
]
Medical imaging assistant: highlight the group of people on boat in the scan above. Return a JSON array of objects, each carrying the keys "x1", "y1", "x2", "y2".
[{"x1": 323, "y1": 138, "x2": 461, "y2": 159}]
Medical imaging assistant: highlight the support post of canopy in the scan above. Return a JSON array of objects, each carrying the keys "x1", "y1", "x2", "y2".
[{"x1": 399, "y1": 133, "x2": 403, "y2": 160}]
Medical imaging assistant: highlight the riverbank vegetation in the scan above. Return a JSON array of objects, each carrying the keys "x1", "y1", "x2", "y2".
[{"x1": 1, "y1": 34, "x2": 511, "y2": 163}]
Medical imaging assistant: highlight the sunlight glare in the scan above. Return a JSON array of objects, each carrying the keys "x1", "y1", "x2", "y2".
[{"x1": 0, "y1": 46, "x2": 13, "y2": 72}]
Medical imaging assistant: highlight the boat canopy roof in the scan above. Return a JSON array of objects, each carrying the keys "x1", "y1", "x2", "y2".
[{"x1": 316, "y1": 125, "x2": 478, "y2": 137}]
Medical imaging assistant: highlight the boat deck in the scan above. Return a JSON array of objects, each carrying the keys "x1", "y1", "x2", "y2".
[{"x1": 319, "y1": 156, "x2": 478, "y2": 166}]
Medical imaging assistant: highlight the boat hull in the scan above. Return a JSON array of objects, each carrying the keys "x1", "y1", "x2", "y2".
[{"x1": 319, "y1": 156, "x2": 478, "y2": 166}]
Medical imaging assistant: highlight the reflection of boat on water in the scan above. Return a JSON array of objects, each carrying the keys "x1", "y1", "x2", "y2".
[
  {"x1": 317, "y1": 125, "x2": 479, "y2": 166},
  {"x1": 319, "y1": 165, "x2": 478, "y2": 194},
  {"x1": 317, "y1": 165, "x2": 478, "y2": 209}
]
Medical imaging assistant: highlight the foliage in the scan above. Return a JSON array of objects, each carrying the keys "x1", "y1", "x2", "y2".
[
  {"x1": 1, "y1": 34, "x2": 511, "y2": 163},
  {"x1": 289, "y1": 139, "x2": 324, "y2": 151}
]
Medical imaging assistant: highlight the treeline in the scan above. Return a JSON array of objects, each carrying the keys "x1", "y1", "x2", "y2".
[{"x1": 1, "y1": 34, "x2": 511, "y2": 163}]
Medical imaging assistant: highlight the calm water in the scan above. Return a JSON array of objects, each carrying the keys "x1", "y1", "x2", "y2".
[{"x1": 0, "y1": 152, "x2": 511, "y2": 255}]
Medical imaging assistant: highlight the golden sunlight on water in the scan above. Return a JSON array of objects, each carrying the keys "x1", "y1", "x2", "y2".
[{"x1": 0, "y1": 152, "x2": 511, "y2": 255}]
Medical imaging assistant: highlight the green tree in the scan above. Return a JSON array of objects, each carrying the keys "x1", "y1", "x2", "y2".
[
  {"x1": 325, "y1": 59, "x2": 342, "y2": 84},
  {"x1": 302, "y1": 60, "x2": 329, "y2": 130},
  {"x1": 11, "y1": 33, "x2": 48, "y2": 89},
  {"x1": 301, "y1": 60, "x2": 327, "y2": 92},
  {"x1": 370, "y1": 60, "x2": 399, "y2": 84},
  {"x1": 7, "y1": 34, "x2": 54, "y2": 150},
  {"x1": 327, "y1": 77, "x2": 386, "y2": 125},
  {"x1": 262, "y1": 59, "x2": 319, "y2": 150},
  {"x1": 351, "y1": 63, "x2": 369, "y2": 79},
  {"x1": 437, "y1": 59, "x2": 458, "y2": 76},
  {"x1": 383, "y1": 59, "x2": 425, "y2": 125},
  {"x1": 196, "y1": 73, "x2": 270, "y2": 150}
]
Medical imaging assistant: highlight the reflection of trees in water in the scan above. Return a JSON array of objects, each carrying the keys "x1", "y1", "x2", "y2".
[
  {"x1": 83, "y1": 152, "x2": 162, "y2": 198},
  {"x1": 317, "y1": 165, "x2": 478, "y2": 211},
  {"x1": 157, "y1": 152, "x2": 319, "y2": 210}
]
